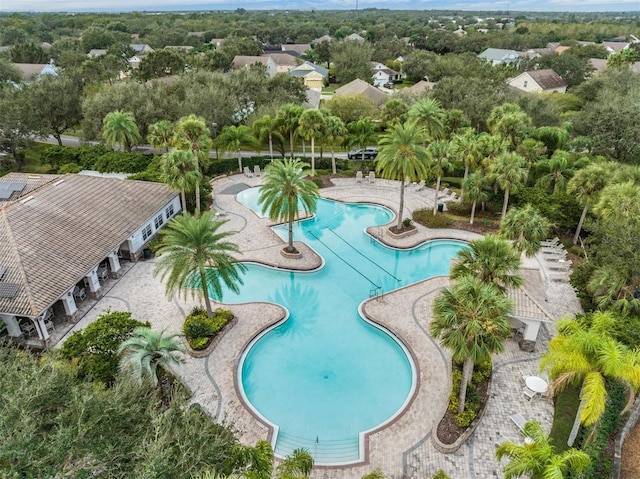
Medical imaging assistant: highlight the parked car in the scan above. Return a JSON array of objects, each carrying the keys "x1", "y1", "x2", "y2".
[{"x1": 348, "y1": 147, "x2": 378, "y2": 160}]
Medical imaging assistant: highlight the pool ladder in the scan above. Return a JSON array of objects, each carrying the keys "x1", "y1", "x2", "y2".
[{"x1": 369, "y1": 286, "x2": 383, "y2": 299}]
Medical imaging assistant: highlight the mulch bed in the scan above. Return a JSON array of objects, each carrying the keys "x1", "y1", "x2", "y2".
[
  {"x1": 621, "y1": 419, "x2": 640, "y2": 479},
  {"x1": 446, "y1": 218, "x2": 500, "y2": 235},
  {"x1": 389, "y1": 224, "x2": 416, "y2": 235},
  {"x1": 436, "y1": 378, "x2": 490, "y2": 445}
]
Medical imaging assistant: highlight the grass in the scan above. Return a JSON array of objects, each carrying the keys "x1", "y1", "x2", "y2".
[
  {"x1": 412, "y1": 208, "x2": 453, "y2": 228},
  {"x1": 548, "y1": 384, "x2": 581, "y2": 452},
  {"x1": 19, "y1": 143, "x2": 54, "y2": 174},
  {"x1": 321, "y1": 83, "x2": 342, "y2": 94}
]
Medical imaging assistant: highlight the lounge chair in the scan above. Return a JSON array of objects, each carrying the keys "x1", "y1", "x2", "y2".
[
  {"x1": 356, "y1": 171, "x2": 363, "y2": 183},
  {"x1": 523, "y1": 387, "x2": 538, "y2": 401},
  {"x1": 495, "y1": 435, "x2": 511, "y2": 447},
  {"x1": 243, "y1": 166, "x2": 254, "y2": 178},
  {"x1": 510, "y1": 413, "x2": 527, "y2": 434},
  {"x1": 548, "y1": 272, "x2": 569, "y2": 282},
  {"x1": 368, "y1": 171, "x2": 375, "y2": 183},
  {"x1": 541, "y1": 237, "x2": 560, "y2": 247},
  {"x1": 548, "y1": 261, "x2": 572, "y2": 271},
  {"x1": 415, "y1": 180, "x2": 425, "y2": 191},
  {"x1": 254, "y1": 165, "x2": 261, "y2": 177}
]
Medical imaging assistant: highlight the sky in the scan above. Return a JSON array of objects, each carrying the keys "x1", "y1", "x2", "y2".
[{"x1": 1, "y1": 0, "x2": 639, "y2": 12}]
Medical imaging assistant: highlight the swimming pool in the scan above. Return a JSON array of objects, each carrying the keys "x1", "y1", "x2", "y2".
[{"x1": 222, "y1": 188, "x2": 464, "y2": 464}]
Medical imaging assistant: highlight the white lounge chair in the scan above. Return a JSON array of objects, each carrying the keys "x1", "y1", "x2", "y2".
[
  {"x1": 541, "y1": 237, "x2": 560, "y2": 247},
  {"x1": 243, "y1": 166, "x2": 254, "y2": 178},
  {"x1": 548, "y1": 261, "x2": 572, "y2": 271},
  {"x1": 415, "y1": 180, "x2": 425, "y2": 191},
  {"x1": 254, "y1": 165, "x2": 261, "y2": 177},
  {"x1": 368, "y1": 171, "x2": 375, "y2": 183},
  {"x1": 548, "y1": 272, "x2": 569, "y2": 282},
  {"x1": 510, "y1": 413, "x2": 528, "y2": 434},
  {"x1": 356, "y1": 171, "x2": 363, "y2": 183},
  {"x1": 523, "y1": 387, "x2": 539, "y2": 401}
]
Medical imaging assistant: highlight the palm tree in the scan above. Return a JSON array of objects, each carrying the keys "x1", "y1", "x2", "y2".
[
  {"x1": 276, "y1": 448, "x2": 314, "y2": 478},
  {"x1": 102, "y1": 110, "x2": 141, "y2": 152},
  {"x1": 451, "y1": 128, "x2": 480, "y2": 201},
  {"x1": 535, "y1": 150, "x2": 574, "y2": 194},
  {"x1": 500, "y1": 204, "x2": 552, "y2": 258},
  {"x1": 347, "y1": 117, "x2": 377, "y2": 161},
  {"x1": 428, "y1": 140, "x2": 453, "y2": 215},
  {"x1": 487, "y1": 103, "x2": 531, "y2": 151},
  {"x1": 216, "y1": 125, "x2": 259, "y2": 173},
  {"x1": 173, "y1": 115, "x2": 212, "y2": 215},
  {"x1": 258, "y1": 159, "x2": 319, "y2": 254},
  {"x1": 297, "y1": 109, "x2": 326, "y2": 176},
  {"x1": 489, "y1": 152, "x2": 527, "y2": 217},
  {"x1": 586, "y1": 266, "x2": 640, "y2": 314},
  {"x1": 593, "y1": 181, "x2": 640, "y2": 223},
  {"x1": 323, "y1": 113, "x2": 347, "y2": 175},
  {"x1": 147, "y1": 120, "x2": 175, "y2": 153},
  {"x1": 567, "y1": 163, "x2": 610, "y2": 244},
  {"x1": 540, "y1": 312, "x2": 640, "y2": 426},
  {"x1": 496, "y1": 420, "x2": 590, "y2": 479},
  {"x1": 430, "y1": 275, "x2": 514, "y2": 412},
  {"x1": 253, "y1": 114, "x2": 282, "y2": 162},
  {"x1": 463, "y1": 172, "x2": 489, "y2": 225},
  {"x1": 450, "y1": 234, "x2": 524, "y2": 292},
  {"x1": 276, "y1": 103, "x2": 304, "y2": 158},
  {"x1": 408, "y1": 98, "x2": 444, "y2": 144},
  {"x1": 159, "y1": 150, "x2": 201, "y2": 211},
  {"x1": 376, "y1": 122, "x2": 430, "y2": 230},
  {"x1": 534, "y1": 124, "x2": 571, "y2": 156},
  {"x1": 117, "y1": 327, "x2": 185, "y2": 386},
  {"x1": 154, "y1": 212, "x2": 247, "y2": 319}
]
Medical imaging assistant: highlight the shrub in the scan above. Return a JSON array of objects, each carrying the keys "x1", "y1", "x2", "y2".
[
  {"x1": 412, "y1": 209, "x2": 452, "y2": 228},
  {"x1": 362, "y1": 468, "x2": 386, "y2": 479},
  {"x1": 311, "y1": 177, "x2": 323, "y2": 187},
  {"x1": 188, "y1": 337, "x2": 210, "y2": 350},
  {"x1": 402, "y1": 217, "x2": 412, "y2": 228},
  {"x1": 59, "y1": 310, "x2": 149, "y2": 385},
  {"x1": 183, "y1": 308, "x2": 234, "y2": 350},
  {"x1": 213, "y1": 308, "x2": 234, "y2": 322},
  {"x1": 444, "y1": 201, "x2": 470, "y2": 216},
  {"x1": 58, "y1": 162, "x2": 83, "y2": 174},
  {"x1": 432, "y1": 471, "x2": 452, "y2": 479},
  {"x1": 183, "y1": 313, "x2": 215, "y2": 340}
]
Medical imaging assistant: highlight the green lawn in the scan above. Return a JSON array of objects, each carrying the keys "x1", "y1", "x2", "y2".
[
  {"x1": 548, "y1": 385, "x2": 581, "y2": 452},
  {"x1": 321, "y1": 83, "x2": 342, "y2": 94}
]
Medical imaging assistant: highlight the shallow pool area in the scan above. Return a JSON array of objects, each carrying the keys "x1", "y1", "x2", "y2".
[{"x1": 221, "y1": 188, "x2": 465, "y2": 464}]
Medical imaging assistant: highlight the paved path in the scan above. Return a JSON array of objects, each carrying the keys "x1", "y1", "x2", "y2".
[{"x1": 60, "y1": 174, "x2": 583, "y2": 479}]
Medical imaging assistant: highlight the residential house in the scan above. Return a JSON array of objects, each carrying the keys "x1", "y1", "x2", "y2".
[
  {"x1": 554, "y1": 45, "x2": 571, "y2": 54},
  {"x1": 87, "y1": 49, "x2": 107, "y2": 58},
  {"x1": 232, "y1": 55, "x2": 277, "y2": 77},
  {"x1": 313, "y1": 34, "x2": 333, "y2": 44},
  {"x1": 128, "y1": 55, "x2": 142, "y2": 69},
  {"x1": 507, "y1": 69, "x2": 567, "y2": 94},
  {"x1": 400, "y1": 79, "x2": 436, "y2": 98},
  {"x1": 209, "y1": 38, "x2": 226, "y2": 48},
  {"x1": 289, "y1": 61, "x2": 328, "y2": 90},
  {"x1": 0, "y1": 173, "x2": 180, "y2": 348},
  {"x1": 282, "y1": 44, "x2": 311, "y2": 55},
  {"x1": 346, "y1": 33, "x2": 365, "y2": 43},
  {"x1": 371, "y1": 62, "x2": 401, "y2": 87},
  {"x1": 589, "y1": 58, "x2": 608, "y2": 74},
  {"x1": 602, "y1": 41, "x2": 630, "y2": 55},
  {"x1": 333, "y1": 78, "x2": 387, "y2": 106},
  {"x1": 130, "y1": 43, "x2": 154, "y2": 56},
  {"x1": 13, "y1": 63, "x2": 59, "y2": 82},
  {"x1": 477, "y1": 48, "x2": 520, "y2": 66},
  {"x1": 453, "y1": 26, "x2": 467, "y2": 36},
  {"x1": 262, "y1": 52, "x2": 298, "y2": 73}
]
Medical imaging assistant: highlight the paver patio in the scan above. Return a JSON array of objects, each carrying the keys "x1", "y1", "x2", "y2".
[{"x1": 60, "y1": 173, "x2": 583, "y2": 479}]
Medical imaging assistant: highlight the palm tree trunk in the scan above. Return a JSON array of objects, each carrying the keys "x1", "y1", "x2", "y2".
[
  {"x1": 302, "y1": 139, "x2": 306, "y2": 156},
  {"x1": 288, "y1": 219, "x2": 294, "y2": 252},
  {"x1": 573, "y1": 202, "x2": 589, "y2": 245},
  {"x1": 237, "y1": 150, "x2": 243, "y2": 172},
  {"x1": 310, "y1": 136, "x2": 315, "y2": 176},
  {"x1": 195, "y1": 182, "x2": 201, "y2": 215},
  {"x1": 199, "y1": 268, "x2": 214, "y2": 318},
  {"x1": 397, "y1": 181, "x2": 405, "y2": 230},
  {"x1": 180, "y1": 190, "x2": 186, "y2": 211},
  {"x1": 458, "y1": 357, "x2": 474, "y2": 414},
  {"x1": 470, "y1": 200, "x2": 477, "y2": 224},
  {"x1": 331, "y1": 148, "x2": 336, "y2": 175},
  {"x1": 461, "y1": 162, "x2": 469, "y2": 202},
  {"x1": 501, "y1": 187, "x2": 510, "y2": 218},
  {"x1": 433, "y1": 176, "x2": 441, "y2": 215},
  {"x1": 268, "y1": 133, "x2": 274, "y2": 161},
  {"x1": 290, "y1": 132, "x2": 294, "y2": 159}
]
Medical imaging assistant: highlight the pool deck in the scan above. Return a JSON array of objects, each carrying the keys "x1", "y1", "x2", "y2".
[{"x1": 60, "y1": 173, "x2": 583, "y2": 479}]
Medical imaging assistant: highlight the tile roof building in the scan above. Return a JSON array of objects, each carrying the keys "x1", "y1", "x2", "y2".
[
  {"x1": 507, "y1": 69, "x2": 567, "y2": 94},
  {"x1": 333, "y1": 78, "x2": 387, "y2": 106},
  {"x1": 0, "y1": 173, "x2": 180, "y2": 346}
]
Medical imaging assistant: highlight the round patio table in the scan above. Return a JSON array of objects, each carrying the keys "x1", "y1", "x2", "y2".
[{"x1": 525, "y1": 376, "x2": 548, "y2": 394}]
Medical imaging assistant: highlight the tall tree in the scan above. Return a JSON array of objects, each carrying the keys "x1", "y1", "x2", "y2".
[
  {"x1": 407, "y1": 98, "x2": 444, "y2": 145},
  {"x1": 118, "y1": 327, "x2": 185, "y2": 386},
  {"x1": 258, "y1": 159, "x2": 319, "y2": 254},
  {"x1": 330, "y1": 40, "x2": 374, "y2": 84},
  {"x1": 322, "y1": 113, "x2": 347, "y2": 175},
  {"x1": 102, "y1": 110, "x2": 141, "y2": 152},
  {"x1": 535, "y1": 150, "x2": 574, "y2": 194},
  {"x1": 253, "y1": 114, "x2": 282, "y2": 161},
  {"x1": 160, "y1": 150, "x2": 201, "y2": 211},
  {"x1": 463, "y1": 172, "x2": 489, "y2": 225},
  {"x1": 276, "y1": 104, "x2": 304, "y2": 159},
  {"x1": 173, "y1": 115, "x2": 212, "y2": 214},
  {"x1": 215, "y1": 125, "x2": 259, "y2": 173},
  {"x1": 487, "y1": 103, "x2": 531, "y2": 151},
  {"x1": 276, "y1": 448, "x2": 314, "y2": 479},
  {"x1": 496, "y1": 420, "x2": 590, "y2": 479},
  {"x1": 500, "y1": 205, "x2": 552, "y2": 258},
  {"x1": 593, "y1": 181, "x2": 640, "y2": 223},
  {"x1": 154, "y1": 212, "x2": 246, "y2": 319},
  {"x1": 451, "y1": 128, "x2": 480, "y2": 202},
  {"x1": 450, "y1": 234, "x2": 523, "y2": 293},
  {"x1": 148, "y1": 120, "x2": 175, "y2": 153},
  {"x1": 489, "y1": 152, "x2": 527, "y2": 218},
  {"x1": 566, "y1": 162, "x2": 609, "y2": 245},
  {"x1": 297, "y1": 109, "x2": 326, "y2": 176},
  {"x1": 430, "y1": 275, "x2": 514, "y2": 413},
  {"x1": 428, "y1": 140, "x2": 453, "y2": 215},
  {"x1": 376, "y1": 121, "x2": 430, "y2": 230},
  {"x1": 347, "y1": 117, "x2": 377, "y2": 161},
  {"x1": 540, "y1": 313, "x2": 640, "y2": 426}
]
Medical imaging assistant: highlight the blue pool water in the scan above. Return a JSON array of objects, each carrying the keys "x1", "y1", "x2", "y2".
[{"x1": 220, "y1": 188, "x2": 464, "y2": 464}]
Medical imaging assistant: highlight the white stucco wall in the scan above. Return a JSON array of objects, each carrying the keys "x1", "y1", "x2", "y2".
[{"x1": 129, "y1": 195, "x2": 181, "y2": 253}]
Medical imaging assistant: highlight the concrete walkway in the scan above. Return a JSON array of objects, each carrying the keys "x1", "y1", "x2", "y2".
[{"x1": 60, "y1": 173, "x2": 583, "y2": 479}]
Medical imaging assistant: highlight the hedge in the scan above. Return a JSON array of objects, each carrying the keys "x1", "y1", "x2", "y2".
[{"x1": 40, "y1": 145, "x2": 153, "y2": 174}]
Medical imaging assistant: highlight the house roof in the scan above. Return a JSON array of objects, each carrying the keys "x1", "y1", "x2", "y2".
[
  {"x1": 262, "y1": 53, "x2": 298, "y2": 66},
  {"x1": 478, "y1": 48, "x2": 519, "y2": 62},
  {"x1": 130, "y1": 43, "x2": 153, "y2": 53},
  {"x1": 282, "y1": 43, "x2": 311, "y2": 54},
  {"x1": 554, "y1": 45, "x2": 571, "y2": 54},
  {"x1": 405, "y1": 80, "x2": 436, "y2": 94},
  {"x1": 12, "y1": 63, "x2": 57, "y2": 81},
  {"x1": 87, "y1": 49, "x2": 108, "y2": 57},
  {"x1": 313, "y1": 34, "x2": 333, "y2": 43},
  {"x1": 526, "y1": 69, "x2": 567, "y2": 90},
  {"x1": 233, "y1": 55, "x2": 272, "y2": 68},
  {"x1": 589, "y1": 58, "x2": 608, "y2": 74},
  {"x1": 290, "y1": 61, "x2": 329, "y2": 78},
  {"x1": 0, "y1": 173, "x2": 178, "y2": 317},
  {"x1": 508, "y1": 287, "x2": 553, "y2": 323},
  {"x1": 333, "y1": 78, "x2": 387, "y2": 105},
  {"x1": 346, "y1": 33, "x2": 365, "y2": 42},
  {"x1": 602, "y1": 41, "x2": 629, "y2": 53}
]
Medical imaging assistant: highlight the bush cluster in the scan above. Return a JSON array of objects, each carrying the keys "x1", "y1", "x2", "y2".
[
  {"x1": 41, "y1": 145, "x2": 154, "y2": 174},
  {"x1": 412, "y1": 208, "x2": 453, "y2": 229},
  {"x1": 447, "y1": 358, "x2": 492, "y2": 427},
  {"x1": 183, "y1": 306, "x2": 234, "y2": 350}
]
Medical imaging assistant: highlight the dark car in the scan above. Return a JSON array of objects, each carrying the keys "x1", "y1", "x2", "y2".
[{"x1": 348, "y1": 147, "x2": 378, "y2": 160}]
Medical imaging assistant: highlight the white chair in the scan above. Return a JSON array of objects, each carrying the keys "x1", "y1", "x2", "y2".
[
  {"x1": 243, "y1": 166, "x2": 254, "y2": 178},
  {"x1": 254, "y1": 165, "x2": 261, "y2": 177},
  {"x1": 45, "y1": 319, "x2": 55, "y2": 334},
  {"x1": 97, "y1": 266, "x2": 109, "y2": 281},
  {"x1": 510, "y1": 413, "x2": 528, "y2": 434},
  {"x1": 541, "y1": 237, "x2": 560, "y2": 247},
  {"x1": 520, "y1": 369, "x2": 532, "y2": 386},
  {"x1": 415, "y1": 180, "x2": 425, "y2": 191},
  {"x1": 368, "y1": 171, "x2": 375, "y2": 183},
  {"x1": 73, "y1": 286, "x2": 86, "y2": 301},
  {"x1": 20, "y1": 319, "x2": 36, "y2": 336},
  {"x1": 356, "y1": 171, "x2": 363, "y2": 183},
  {"x1": 523, "y1": 387, "x2": 538, "y2": 401}
]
